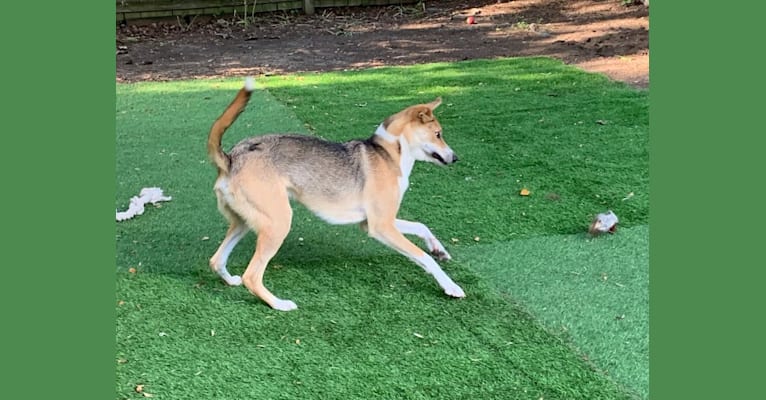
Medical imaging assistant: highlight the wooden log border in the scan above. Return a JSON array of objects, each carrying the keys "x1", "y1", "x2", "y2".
[{"x1": 116, "y1": 0, "x2": 418, "y2": 22}]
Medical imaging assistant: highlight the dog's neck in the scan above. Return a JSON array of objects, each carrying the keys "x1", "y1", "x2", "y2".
[
  {"x1": 373, "y1": 123, "x2": 416, "y2": 179},
  {"x1": 374, "y1": 123, "x2": 398, "y2": 143},
  {"x1": 374, "y1": 123, "x2": 415, "y2": 204}
]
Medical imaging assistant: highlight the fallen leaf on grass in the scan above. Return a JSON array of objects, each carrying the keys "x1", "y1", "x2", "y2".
[{"x1": 520, "y1": 188, "x2": 531, "y2": 196}]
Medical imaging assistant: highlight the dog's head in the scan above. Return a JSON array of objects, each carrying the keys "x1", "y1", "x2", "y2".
[{"x1": 381, "y1": 97, "x2": 458, "y2": 165}]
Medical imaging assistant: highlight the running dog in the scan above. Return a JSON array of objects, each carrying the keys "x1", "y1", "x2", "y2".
[{"x1": 207, "y1": 77, "x2": 465, "y2": 311}]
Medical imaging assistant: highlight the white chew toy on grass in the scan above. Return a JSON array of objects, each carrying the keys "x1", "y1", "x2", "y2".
[{"x1": 116, "y1": 187, "x2": 172, "y2": 222}]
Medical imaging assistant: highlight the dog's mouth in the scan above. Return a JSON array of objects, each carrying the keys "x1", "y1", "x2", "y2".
[{"x1": 431, "y1": 152, "x2": 448, "y2": 165}]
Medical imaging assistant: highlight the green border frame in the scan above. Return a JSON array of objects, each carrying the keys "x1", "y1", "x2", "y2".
[
  {"x1": 2, "y1": 2, "x2": 115, "y2": 399},
  {"x1": 651, "y1": 1, "x2": 762, "y2": 399},
  {"x1": 7, "y1": 0, "x2": 762, "y2": 397}
]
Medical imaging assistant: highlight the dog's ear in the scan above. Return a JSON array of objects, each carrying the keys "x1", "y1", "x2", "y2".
[
  {"x1": 426, "y1": 97, "x2": 442, "y2": 110},
  {"x1": 415, "y1": 106, "x2": 435, "y2": 123}
]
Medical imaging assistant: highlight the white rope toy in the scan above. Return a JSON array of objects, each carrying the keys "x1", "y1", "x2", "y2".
[{"x1": 116, "y1": 187, "x2": 172, "y2": 222}]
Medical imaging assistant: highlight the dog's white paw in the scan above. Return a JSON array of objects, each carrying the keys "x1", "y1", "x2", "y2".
[
  {"x1": 272, "y1": 299, "x2": 298, "y2": 312},
  {"x1": 223, "y1": 275, "x2": 243, "y2": 286},
  {"x1": 431, "y1": 248, "x2": 452, "y2": 261},
  {"x1": 444, "y1": 284, "x2": 466, "y2": 298},
  {"x1": 427, "y1": 239, "x2": 452, "y2": 261}
]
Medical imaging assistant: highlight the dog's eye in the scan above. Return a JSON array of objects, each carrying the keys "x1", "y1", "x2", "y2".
[{"x1": 436, "y1": 131, "x2": 442, "y2": 139}]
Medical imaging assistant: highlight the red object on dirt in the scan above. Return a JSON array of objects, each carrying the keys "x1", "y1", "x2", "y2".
[{"x1": 466, "y1": 16, "x2": 476, "y2": 25}]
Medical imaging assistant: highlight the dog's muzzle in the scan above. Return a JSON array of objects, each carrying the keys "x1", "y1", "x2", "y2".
[{"x1": 431, "y1": 151, "x2": 459, "y2": 165}]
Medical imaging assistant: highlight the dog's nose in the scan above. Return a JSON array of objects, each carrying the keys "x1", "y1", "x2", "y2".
[{"x1": 452, "y1": 154, "x2": 459, "y2": 163}]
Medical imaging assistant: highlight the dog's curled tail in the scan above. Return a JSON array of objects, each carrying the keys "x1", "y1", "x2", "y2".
[{"x1": 207, "y1": 77, "x2": 256, "y2": 174}]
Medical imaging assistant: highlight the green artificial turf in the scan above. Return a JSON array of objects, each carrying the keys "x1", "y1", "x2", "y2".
[
  {"x1": 116, "y1": 58, "x2": 648, "y2": 399},
  {"x1": 460, "y1": 226, "x2": 650, "y2": 399}
]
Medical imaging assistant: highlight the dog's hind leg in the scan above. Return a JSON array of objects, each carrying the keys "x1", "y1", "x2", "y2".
[
  {"x1": 367, "y1": 221, "x2": 465, "y2": 298},
  {"x1": 238, "y1": 187, "x2": 297, "y2": 311},
  {"x1": 209, "y1": 218, "x2": 249, "y2": 286},
  {"x1": 395, "y1": 219, "x2": 451, "y2": 261}
]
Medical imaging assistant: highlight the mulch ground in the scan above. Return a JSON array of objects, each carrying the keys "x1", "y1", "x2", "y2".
[{"x1": 116, "y1": 0, "x2": 649, "y2": 88}]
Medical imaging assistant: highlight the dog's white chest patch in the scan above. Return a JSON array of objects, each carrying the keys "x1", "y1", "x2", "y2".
[
  {"x1": 398, "y1": 160, "x2": 413, "y2": 202},
  {"x1": 398, "y1": 176, "x2": 409, "y2": 196},
  {"x1": 397, "y1": 139, "x2": 416, "y2": 203},
  {"x1": 375, "y1": 123, "x2": 415, "y2": 204}
]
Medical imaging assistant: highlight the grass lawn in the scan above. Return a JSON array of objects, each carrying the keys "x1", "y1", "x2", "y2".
[
  {"x1": 116, "y1": 57, "x2": 648, "y2": 399},
  {"x1": 459, "y1": 226, "x2": 649, "y2": 398}
]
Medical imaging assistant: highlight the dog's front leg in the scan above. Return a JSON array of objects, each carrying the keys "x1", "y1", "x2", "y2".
[
  {"x1": 367, "y1": 222, "x2": 465, "y2": 298},
  {"x1": 394, "y1": 219, "x2": 451, "y2": 261}
]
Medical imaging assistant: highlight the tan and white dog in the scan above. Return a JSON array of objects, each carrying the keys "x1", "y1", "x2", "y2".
[{"x1": 207, "y1": 77, "x2": 464, "y2": 311}]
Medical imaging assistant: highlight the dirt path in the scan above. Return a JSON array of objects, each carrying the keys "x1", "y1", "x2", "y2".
[{"x1": 116, "y1": 0, "x2": 649, "y2": 89}]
